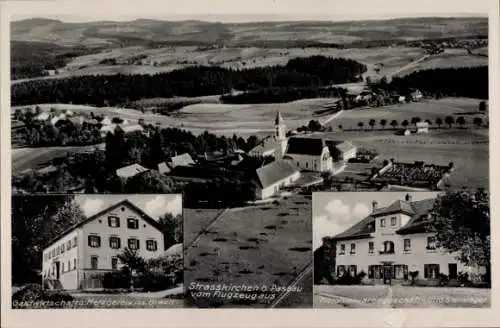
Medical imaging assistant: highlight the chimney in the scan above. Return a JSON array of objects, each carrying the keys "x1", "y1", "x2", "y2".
[
  {"x1": 405, "y1": 194, "x2": 412, "y2": 202},
  {"x1": 372, "y1": 201, "x2": 378, "y2": 212}
]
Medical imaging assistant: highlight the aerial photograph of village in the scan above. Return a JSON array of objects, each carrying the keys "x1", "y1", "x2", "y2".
[{"x1": 8, "y1": 0, "x2": 488, "y2": 309}]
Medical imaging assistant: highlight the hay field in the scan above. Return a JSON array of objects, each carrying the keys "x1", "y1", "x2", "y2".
[
  {"x1": 326, "y1": 98, "x2": 487, "y2": 130},
  {"x1": 184, "y1": 195, "x2": 312, "y2": 308}
]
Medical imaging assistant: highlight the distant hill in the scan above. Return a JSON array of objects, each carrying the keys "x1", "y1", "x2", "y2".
[{"x1": 11, "y1": 16, "x2": 488, "y2": 48}]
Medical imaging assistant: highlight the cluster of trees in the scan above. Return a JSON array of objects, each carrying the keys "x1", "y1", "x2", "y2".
[
  {"x1": 381, "y1": 66, "x2": 488, "y2": 100},
  {"x1": 22, "y1": 121, "x2": 102, "y2": 147},
  {"x1": 13, "y1": 126, "x2": 262, "y2": 205},
  {"x1": 348, "y1": 115, "x2": 486, "y2": 131},
  {"x1": 12, "y1": 56, "x2": 366, "y2": 107},
  {"x1": 12, "y1": 195, "x2": 85, "y2": 285},
  {"x1": 221, "y1": 86, "x2": 345, "y2": 104}
]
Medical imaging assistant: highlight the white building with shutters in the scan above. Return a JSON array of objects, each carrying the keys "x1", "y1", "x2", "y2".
[
  {"x1": 333, "y1": 194, "x2": 484, "y2": 284},
  {"x1": 42, "y1": 199, "x2": 165, "y2": 290}
]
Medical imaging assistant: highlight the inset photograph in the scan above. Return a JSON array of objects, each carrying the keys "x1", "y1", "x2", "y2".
[
  {"x1": 313, "y1": 191, "x2": 490, "y2": 308},
  {"x1": 184, "y1": 193, "x2": 313, "y2": 308},
  {"x1": 11, "y1": 194, "x2": 184, "y2": 309}
]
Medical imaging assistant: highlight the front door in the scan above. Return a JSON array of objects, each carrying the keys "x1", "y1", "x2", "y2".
[
  {"x1": 383, "y1": 265, "x2": 392, "y2": 284},
  {"x1": 448, "y1": 263, "x2": 458, "y2": 279},
  {"x1": 55, "y1": 262, "x2": 60, "y2": 280}
]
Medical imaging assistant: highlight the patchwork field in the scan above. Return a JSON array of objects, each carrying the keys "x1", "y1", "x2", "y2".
[
  {"x1": 393, "y1": 49, "x2": 487, "y2": 77},
  {"x1": 326, "y1": 98, "x2": 488, "y2": 131},
  {"x1": 11, "y1": 144, "x2": 102, "y2": 174},
  {"x1": 12, "y1": 98, "x2": 340, "y2": 138},
  {"x1": 184, "y1": 195, "x2": 312, "y2": 308}
]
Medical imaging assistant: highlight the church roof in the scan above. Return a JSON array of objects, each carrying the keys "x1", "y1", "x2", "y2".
[
  {"x1": 285, "y1": 137, "x2": 326, "y2": 156},
  {"x1": 255, "y1": 160, "x2": 299, "y2": 189}
]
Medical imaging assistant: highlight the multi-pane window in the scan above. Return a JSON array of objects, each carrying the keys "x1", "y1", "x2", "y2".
[
  {"x1": 109, "y1": 237, "x2": 121, "y2": 249},
  {"x1": 426, "y1": 236, "x2": 436, "y2": 250},
  {"x1": 380, "y1": 219, "x2": 386, "y2": 227},
  {"x1": 394, "y1": 265, "x2": 409, "y2": 280},
  {"x1": 339, "y1": 244, "x2": 346, "y2": 255},
  {"x1": 88, "y1": 235, "x2": 101, "y2": 248},
  {"x1": 67, "y1": 240, "x2": 71, "y2": 250},
  {"x1": 90, "y1": 256, "x2": 98, "y2": 269},
  {"x1": 348, "y1": 265, "x2": 357, "y2": 276},
  {"x1": 368, "y1": 265, "x2": 383, "y2": 279},
  {"x1": 368, "y1": 241, "x2": 374, "y2": 254},
  {"x1": 128, "y1": 238, "x2": 139, "y2": 250},
  {"x1": 337, "y1": 265, "x2": 346, "y2": 277},
  {"x1": 424, "y1": 264, "x2": 440, "y2": 279},
  {"x1": 350, "y1": 243, "x2": 356, "y2": 255},
  {"x1": 111, "y1": 257, "x2": 119, "y2": 270},
  {"x1": 403, "y1": 239, "x2": 411, "y2": 252},
  {"x1": 382, "y1": 241, "x2": 395, "y2": 254},
  {"x1": 146, "y1": 240, "x2": 158, "y2": 251},
  {"x1": 127, "y1": 218, "x2": 139, "y2": 229},
  {"x1": 108, "y1": 216, "x2": 120, "y2": 228},
  {"x1": 390, "y1": 217, "x2": 397, "y2": 226}
]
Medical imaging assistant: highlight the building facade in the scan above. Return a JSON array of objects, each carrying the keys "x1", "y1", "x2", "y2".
[
  {"x1": 254, "y1": 160, "x2": 301, "y2": 199},
  {"x1": 42, "y1": 200, "x2": 165, "y2": 290},
  {"x1": 333, "y1": 195, "x2": 481, "y2": 283}
]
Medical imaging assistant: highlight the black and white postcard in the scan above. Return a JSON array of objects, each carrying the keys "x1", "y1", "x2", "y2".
[{"x1": 1, "y1": 0, "x2": 498, "y2": 326}]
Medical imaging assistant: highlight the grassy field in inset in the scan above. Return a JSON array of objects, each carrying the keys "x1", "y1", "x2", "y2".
[{"x1": 184, "y1": 195, "x2": 312, "y2": 307}]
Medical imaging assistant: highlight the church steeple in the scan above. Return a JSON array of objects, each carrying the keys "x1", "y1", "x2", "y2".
[
  {"x1": 275, "y1": 111, "x2": 287, "y2": 157},
  {"x1": 275, "y1": 111, "x2": 286, "y2": 141}
]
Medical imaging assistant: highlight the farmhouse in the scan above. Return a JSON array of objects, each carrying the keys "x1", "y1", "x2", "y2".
[
  {"x1": 326, "y1": 140, "x2": 357, "y2": 162},
  {"x1": 116, "y1": 163, "x2": 149, "y2": 179},
  {"x1": 333, "y1": 194, "x2": 484, "y2": 284},
  {"x1": 416, "y1": 122, "x2": 429, "y2": 134},
  {"x1": 42, "y1": 199, "x2": 165, "y2": 290},
  {"x1": 169, "y1": 153, "x2": 195, "y2": 168},
  {"x1": 116, "y1": 124, "x2": 144, "y2": 134},
  {"x1": 254, "y1": 159, "x2": 301, "y2": 200},
  {"x1": 158, "y1": 162, "x2": 171, "y2": 174}
]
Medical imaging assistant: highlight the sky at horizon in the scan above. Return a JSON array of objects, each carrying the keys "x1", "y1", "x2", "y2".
[
  {"x1": 75, "y1": 194, "x2": 183, "y2": 219},
  {"x1": 312, "y1": 192, "x2": 441, "y2": 251},
  {"x1": 5, "y1": 0, "x2": 490, "y2": 23}
]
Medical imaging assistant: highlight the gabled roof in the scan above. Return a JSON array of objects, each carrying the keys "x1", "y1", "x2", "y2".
[
  {"x1": 248, "y1": 136, "x2": 279, "y2": 156},
  {"x1": 255, "y1": 159, "x2": 299, "y2": 189},
  {"x1": 335, "y1": 141, "x2": 356, "y2": 154},
  {"x1": 44, "y1": 199, "x2": 164, "y2": 249},
  {"x1": 170, "y1": 153, "x2": 195, "y2": 168},
  {"x1": 163, "y1": 243, "x2": 183, "y2": 257},
  {"x1": 158, "y1": 162, "x2": 171, "y2": 174},
  {"x1": 116, "y1": 163, "x2": 149, "y2": 178},
  {"x1": 118, "y1": 124, "x2": 143, "y2": 133},
  {"x1": 333, "y1": 197, "x2": 437, "y2": 240},
  {"x1": 286, "y1": 137, "x2": 326, "y2": 156}
]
